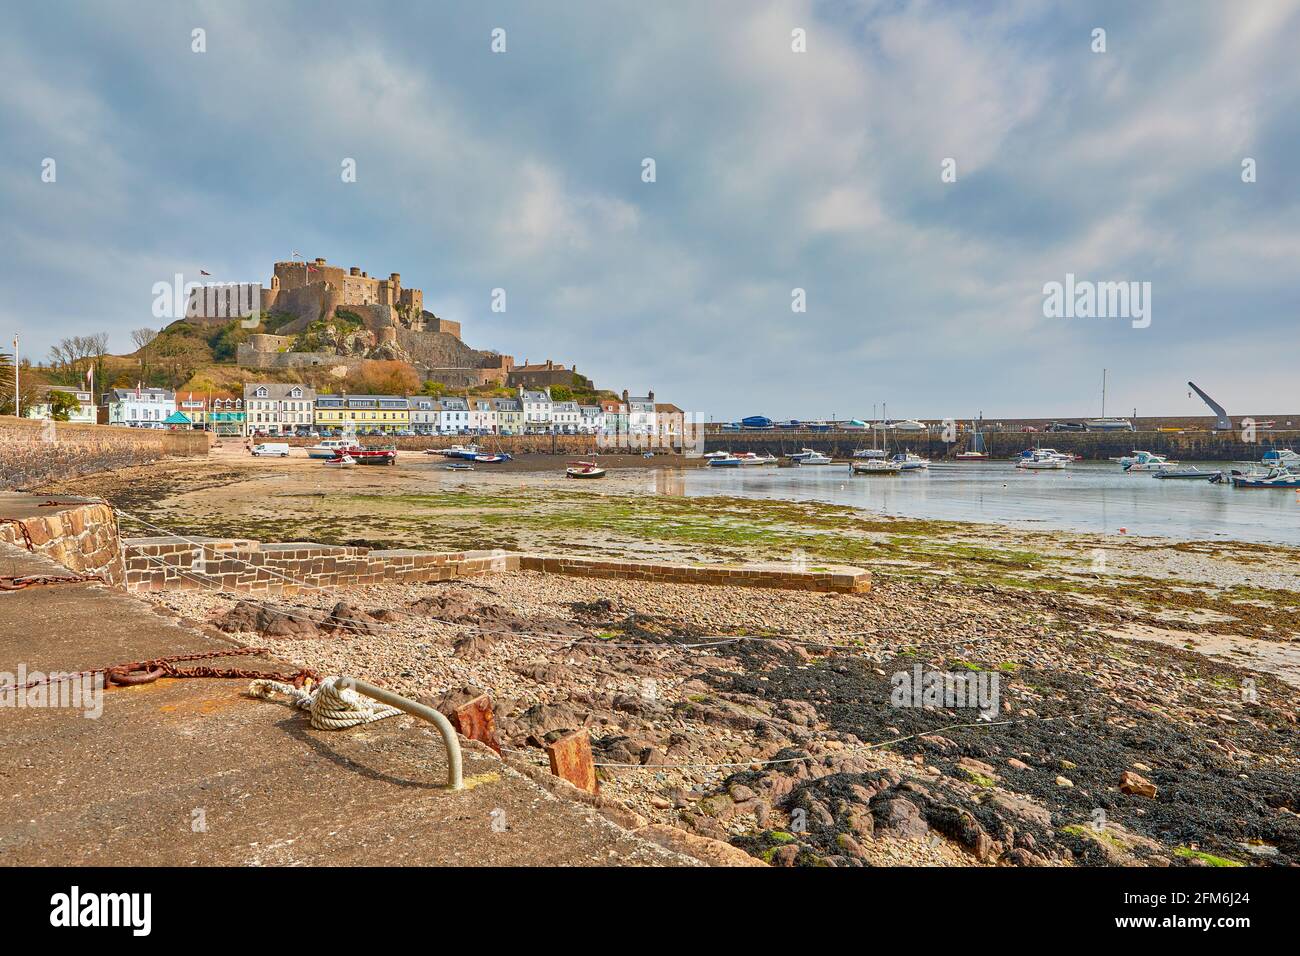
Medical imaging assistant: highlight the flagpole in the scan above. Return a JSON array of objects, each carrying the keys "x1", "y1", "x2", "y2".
[{"x1": 12, "y1": 333, "x2": 18, "y2": 417}]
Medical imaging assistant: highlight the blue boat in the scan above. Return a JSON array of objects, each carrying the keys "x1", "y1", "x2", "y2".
[
  {"x1": 1231, "y1": 468, "x2": 1300, "y2": 488},
  {"x1": 740, "y1": 415, "x2": 775, "y2": 430}
]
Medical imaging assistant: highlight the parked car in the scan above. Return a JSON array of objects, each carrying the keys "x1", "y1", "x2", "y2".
[{"x1": 251, "y1": 442, "x2": 290, "y2": 457}]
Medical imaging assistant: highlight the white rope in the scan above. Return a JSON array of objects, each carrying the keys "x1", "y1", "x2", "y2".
[{"x1": 248, "y1": 676, "x2": 402, "y2": 730}]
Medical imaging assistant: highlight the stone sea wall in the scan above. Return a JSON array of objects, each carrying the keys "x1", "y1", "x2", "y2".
[
  {"x1": 0, "y1": 498, "x2": 125, "y2": 585},
  {"x1": 0, "y1": 417, "x2": 208, "y2": 490}
]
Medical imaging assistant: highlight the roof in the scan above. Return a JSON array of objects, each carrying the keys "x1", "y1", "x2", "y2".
[
  {"x1": 520, "y1": 390, "x2": 550, "y2": 402},
  {"x1": 243, "y1": 383, "x2": 315, "y2": 400},
  {"x1": 492, "y1": 398, "x2": 522, "y2": 411},
  {"x1": 162, "y1": 411, "x2": 192, "y2": 425},
  {"x1": 553, "y1": 401, "x2": 579, "y2": 411},
  {"x1": 439, "y1": 397, "x2": 468, "y2": 410},
  {"x1": 108, "y1": 387, "x2": 174, "y2": 400},
  {"x1": 656, "y1": 403, "x2": 685, "y2": 414}
]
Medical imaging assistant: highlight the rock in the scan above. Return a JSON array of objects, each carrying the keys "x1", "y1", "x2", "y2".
[
  {"x1": 319, "y1": 601, "x2": 377, "y2": 636},
  {"x1": 1055, "y1": 776, "x2": 1074, "y2": 788},
  {"x1": 919, "y1": 734, "x2": 958, "y2": 752},
  {"x1": 770, "y1": 844, "x2": 801, "y2": 867},
  {"x1": 1120, "y1": 770, "x2": 1158, "y2": 798},
  {"x1": 834, "y1": 833, "x2": 869, "y2": 860},
  {"x1": 728, "y1": 783, "x2": 756, "y2": 803},
  {"x1": 697, "y1": 795, "x2": 736, "y2": 821},
  {"x1": 1007, "y1": 758, "x2": 1031, "y2": 771},
  {"x1": 956, "y1": 757, "x2": 1000, "y2": 785},
  {"x1": 988, "y1": 791, "x2": 1053, "y2": 829},
  {"x1": 216, "y1": 601, "x2": 320, "y2": 639},
  {"x1": 873, "y1": 797, "x2": 929, "y2": 841},
  {"x1": 452, "y1": 632, "x2": 496, "y2": 659},
  {"x1": 635, "y1": 824, "x2": 768, "y2": 867}
]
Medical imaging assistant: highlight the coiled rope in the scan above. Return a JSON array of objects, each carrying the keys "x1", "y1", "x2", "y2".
[{"x1": 248, "y1": 676, "x2": 402, "y2": 730}]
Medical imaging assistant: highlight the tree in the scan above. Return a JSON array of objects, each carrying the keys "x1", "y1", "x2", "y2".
[
  {"x1": 48, "y1": 389, "x2": 80, "y2": 421},
  {"x1": 132, "y1": 327, "x2": 159, "y2": 376},
  {"x1": 0, "y1": 351, "x2": 13, "y2": 415},
  {"x1": 47, "y1": 334, "x2": 109, "y2": 382}
]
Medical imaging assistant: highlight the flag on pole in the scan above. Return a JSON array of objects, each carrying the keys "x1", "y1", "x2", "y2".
[{"x1": 200, "y1": 270, "x2": 211, "y2": 277}]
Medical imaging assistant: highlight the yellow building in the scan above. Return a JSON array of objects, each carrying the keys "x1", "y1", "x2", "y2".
[{"x1": 314, "y1": 394, "x2": 410, "y2": 433}]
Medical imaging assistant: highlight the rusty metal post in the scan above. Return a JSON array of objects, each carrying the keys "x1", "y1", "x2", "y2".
[
  {"x1": 335, "y1": 677, "x2": 463, "y2": 789},
  {"x1": 545, "y1": 729, "x2": 597, "y2": 793},
  {"x1": 453, "y1": 694, "x2": 501, "y2": 754}
]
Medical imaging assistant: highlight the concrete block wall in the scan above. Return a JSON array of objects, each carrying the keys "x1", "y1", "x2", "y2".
[{"x1": 123, "y1": 536, "x2": 517, "y2": 594}]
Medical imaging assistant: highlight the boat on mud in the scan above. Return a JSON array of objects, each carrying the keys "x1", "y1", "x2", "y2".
[
  {"x1": 323, "y1": 453, "x2": 357, "y2": 468},
  {"x1": 566, "y1": 460, "x2": 607, "y2": 479},
  {"x1": 307, "y1": 438, "x2": 361, "y2": 459}
]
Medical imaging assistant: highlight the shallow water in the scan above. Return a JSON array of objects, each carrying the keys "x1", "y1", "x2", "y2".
[{"x1": 669, "y1": 461, "x2": 1300, "y2": 545}]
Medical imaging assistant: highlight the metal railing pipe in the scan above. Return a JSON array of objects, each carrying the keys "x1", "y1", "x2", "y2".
[{"x1": 335, "y1": 677, "x2": 463, "y2": 790}]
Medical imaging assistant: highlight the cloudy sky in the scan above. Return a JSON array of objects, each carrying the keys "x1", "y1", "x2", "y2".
[{"x1": 2, "y1": 0, "x2": 1297, "y2": 420}]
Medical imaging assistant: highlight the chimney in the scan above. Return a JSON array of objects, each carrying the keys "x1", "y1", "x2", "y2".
[
  {"x1": 350, "y1": 267, "x2": 360, "y2": 276},
  {"x1": 314, "y1": 257, "x2": 326, "y2": 266},
  {"x1": 649, "y1": 389, "x2": 655, "y2": 402},
  {"x1": 621, "y1": 389, "x2": 629, "y2": 403}
]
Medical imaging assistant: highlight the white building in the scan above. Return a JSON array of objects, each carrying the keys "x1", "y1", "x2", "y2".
[
  {"x1": 104, "y1": 387, "x2": 176, "y2": 428},
  {"x1": 468, "y1": 399, "x2": 497, "y2": 434},
  {"x1": 244, "y1": 383, "x2": 315, "y2": 436},
  {"x1": 624, "y1": 390, "x2": 657, "y2": 437},
  {"x1": 27, "y1": 386, "x2": 97, "y2": 425},
  {"x1": 520, "y1": 388, "x2": 552, "y2": 434},
  {"x1": 578, "y1": 404, "x2": 604, "y2": 435},
  {"x1": 409, "y1": 396, "x2": 439, "y2": 435},
  {"x1": 438, "y1": 396, "x2": 469, "y2": 434},
  {"x1": 551, "y1": 400, "x2": 580, "y2": 434}
]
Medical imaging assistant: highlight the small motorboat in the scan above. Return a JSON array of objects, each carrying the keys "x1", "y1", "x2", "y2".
[
  {"x1": 1231, "y1": 467, "x2": 1300, "y2": 489},
  {"x1": 891, "y1": 452, "x2": 930, "y2": 470},
  {"x1": 787, "y1": 448, "x2": 819, "y2": 463},
  {"x1": 954, "y1": 450, "x2": 989, "y2": 461},
  {"x1": 851, "y1": 458, "x2": 903, "y2": 475},
  {"x1": 1124, "y1": 452, "x2": 1176, "y2": 472},
  {"x1": 1154, "y1": 467, "x2": 1221, "y2": 480},
  {"x1": 445, "y1": 462, "x2": 474, "y2": 471},
  {"x1": 308, "y1": 439, "x2": 360, "y2": 459},
  {"x1": 797, "y1": 451, "x2": 834, "y2": 465},
  {"x1": 473, "y1": 454, "x2": 511, "y2": 463},
  {"x1": 323, "y1": 453, "x2": 357, "y2": 468},
  {"x1": 708, "y1": 454, "x2": 744, "y2": 468},
  {"x1": 737, "y1": 452, "x2": 779, "y2": 466},
  {"x1": 432, "y1": 443, "x2": 480, "y2": 460},
  {"x1": 566, "y1": 461, "x2": 607, "y2": 479},
  {"x1": 1016, "y1": 448, "x2": 1068, "y2": 470}
]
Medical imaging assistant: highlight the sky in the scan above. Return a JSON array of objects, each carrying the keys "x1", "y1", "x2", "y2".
[{"x1": 2, "y1": 0, "x2": 1298, "y2": 422}]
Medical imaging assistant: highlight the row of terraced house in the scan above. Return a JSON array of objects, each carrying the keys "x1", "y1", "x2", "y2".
[
  {"x1": 243, "y1": 385, "x2": 679, "y2": 439},
  {"x1": 27, "y1": 383, "x2": 684, "y2": 443}
]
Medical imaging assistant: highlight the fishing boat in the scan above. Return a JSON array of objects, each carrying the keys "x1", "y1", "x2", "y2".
[
  {"x1": 891, "y1": 451, "x2": 930, "y2": 470},
  {"x1": 323, "y1": 453, "x2": 357, "y2": 468},
  {"x1": 307, "y1": 438, "x2": 361, "y2": 460},
  {"x1": 1015, "y1": 448, "x2": 1069, "y2": 470},
  {"x1": 1123, "y1": 451, "x2": 1176, "y2": 472},
  {"x1": 787, "y1": 448, "x2": 819, "y2": 463},
  {"x1": 566, "y1": 460, "x2": 607, "y2": 479},
  {"x1": 796, "y1": 451, "x2": 834, "y2": 465},
  {"x1": 351, "y1": 447, "x2": 397, "y2": 466},
  {"x1": 428, "y1": 443, "x2": 480, "y2": 460},
  {"x1": 707, "y1": 454, "x2": 744, "y2": 468},
  {"x1": 1259, "y1": 448, "x2": 1300, "y2": 471},
  {"x1": 1154, "y1": 467, "x2": 1222, "y2": 481},
  {"x1": 1231, "y1": 467, "x2": 1300, "y2": 489},
  {"x1": 851, "y1": 458, "x2": 903, "y2": 475}
]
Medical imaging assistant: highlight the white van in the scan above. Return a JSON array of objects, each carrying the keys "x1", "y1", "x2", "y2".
[{"x1": 251, "y1": 442, "x2": 290, "y2": 457}]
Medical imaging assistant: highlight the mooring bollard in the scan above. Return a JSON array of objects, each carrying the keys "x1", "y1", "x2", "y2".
[{"x1": 545, "y1": 729, "x2": 597, "y2": 793}]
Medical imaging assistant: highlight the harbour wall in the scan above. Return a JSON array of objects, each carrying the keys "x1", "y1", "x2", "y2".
[
  {"x1": 0, "y1": 416, "x2": 208, "y2": 491},
  {"x1": 705, "y1": 429, "x2": 1300, "y2": 462},
  {"x1": 0, "y1": 495, "x2": 126, "y2": 585}
]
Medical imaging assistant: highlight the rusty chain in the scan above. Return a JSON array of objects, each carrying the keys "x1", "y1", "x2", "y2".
[
  {"x1": 1, "y1": 647, "x2": 319, "y2": 694},
  {"x1": 0, "y1": 573, "x2": 105, "y2": 591},
  {"x1": 0, "y1": 518, "x2": 36, "y2": 552}
]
